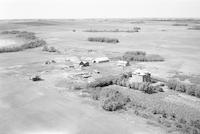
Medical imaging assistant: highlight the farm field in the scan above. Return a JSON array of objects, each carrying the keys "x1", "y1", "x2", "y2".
[{"x1": 0, "y1": 19, "x2": 200, "y2": 134}]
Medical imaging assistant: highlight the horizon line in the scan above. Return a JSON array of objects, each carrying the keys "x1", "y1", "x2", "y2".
[{"x1": 1, "y1": 17, "x2": 200, "y2": 20}]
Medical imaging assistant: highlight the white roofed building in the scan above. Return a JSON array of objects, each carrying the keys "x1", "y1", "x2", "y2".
[
  {"x1": 117, "y1": 60, "x2": 130, "y2": 67},
  {"x1": 93, "y1": 57, "x2": 109, "y2": 63}
]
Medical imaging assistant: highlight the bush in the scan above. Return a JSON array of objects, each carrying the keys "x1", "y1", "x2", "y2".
[
  {"x1": 167, "y1": 79, "x2": 186, "y2": 92},
  {"x1": 125, "y1": 51, "x2": 146, "y2": 56},
  {"x1": 21, "y1": 39, "x2": 46, "y2": 49},
  {"x1": 167, "y1": 78, "x2": 200, "y2": 98},
  {"x1": 1, "y1": 30, "x2": 20, "y2": 35},
  {"x1": 175, "y1": 82, "x2": 186, "y2": 92},
  {"x1": 143, "y1": 85, "x2": 161, "y2": 94},
  {"x1": 195, "y1": 88, "x2": 200, "y2": 98},
  {"x1": 128, "y1": 82, "x2": 161, "y2": 94},
  {"x1": 72, "y1": 83, "x2": 86, "y2": 90},
  {"x1": 90, "y1": 87, "x2": 102, "y2": 100},
  {"x1": 1, "y1": 30, "x2": 37, "y2": 40},
  {"x1": 178, "y1": 118, "x2": 187, "y2": 124},
  {"x1": 88, "y1": 37, "x2": 119, "y2": 43},
  {"x1": 172, "y1": 23, "x2": 188, "y2": 26},
  {"x1": 84, "y1": 28, "x2": 140, "y2": 33},
  {"x1": 100, "y1": 86, "x2": 131, "y2": 111},
  {"x1": 167, "y1": 79, "x2": 179, "y2": 90},
  {"x1": 88, "y1": 75, "x2": 119, "y2": 88},
  {"x1": 122, "y1": 51, "x2": 164, "y2": 62},
  {"x1": 188, "y1": 26, "x2": 200, "y2": 30},
  {"x1": 48, "y1": 46, "x2": 57, "y2": 52},
  {"x1": 42, "y1": 46, "x2": 58, "y2": 52},
  {"x1": 42, "y1": 45, "x2": 49, "y2": 51},
  {"x1": 123, "y1": 51, "x2": 146, "y2": 61},
  {"x1": 186, "y1": 85, "x2": 196, "y2": 96}
]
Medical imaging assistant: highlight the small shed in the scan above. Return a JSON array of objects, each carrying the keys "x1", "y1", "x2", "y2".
[
  {"x1": 79, "y1": 61, "x2": 89, "y2": 67},
  {"x1": 93, "y1": 57, "x2": 109, "y2": 63},
  {"x1": 117, "y1": 60, "x2": 130, "y2": 67},
  {"x1": 129, "y1": 69, "x2": 151, "y2": 83}
]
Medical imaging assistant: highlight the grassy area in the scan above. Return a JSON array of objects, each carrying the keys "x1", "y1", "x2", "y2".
[
  {"x1": 122, "y1": 51, "x2": 164, "y2": 62},
  {"x1": 0, "y1": 30, "x2": 46, "y2": 53},
  {"x1": 88, "y1": 37, "x2": 119, "y2": 43}
]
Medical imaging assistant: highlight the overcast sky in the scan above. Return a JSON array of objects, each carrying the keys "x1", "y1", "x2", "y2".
[{"x1": 0, "y1": 0, "x2": 200, "y2": 19}]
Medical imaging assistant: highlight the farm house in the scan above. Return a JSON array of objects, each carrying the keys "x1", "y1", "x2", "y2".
[{"x1": 129, "y1": 69, "x2": 151, "y2": 83}]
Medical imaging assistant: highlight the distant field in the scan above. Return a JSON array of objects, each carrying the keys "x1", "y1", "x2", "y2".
[
  {"x1": 0, "y1": 18, "x2": 200, "y2": 134},
  {"x1": 0, "y1": 19, "x2": 200, "y2": 74}
]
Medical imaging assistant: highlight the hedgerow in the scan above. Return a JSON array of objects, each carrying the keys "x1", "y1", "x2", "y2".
[
  {"x1": 88, "y1": 37, "x2": 119, "y2": 43},
  {"x1": 122, "y1": 51, "x2": 164, "y2": 62}
]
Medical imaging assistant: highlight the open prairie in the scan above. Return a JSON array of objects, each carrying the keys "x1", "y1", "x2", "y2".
[{"x1": 0, "y1": 19, "x2": 200, "y2": 134}]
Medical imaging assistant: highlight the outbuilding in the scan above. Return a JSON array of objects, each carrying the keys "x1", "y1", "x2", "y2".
[
  {"x1": 93, "y1": 57, "x2": 109, "y2": 63},
  {"x1": 117, "y1": 60, "x2": 130, "y2": 66},
  {"x1": 79, "y1": 61, "x2": 90, "y2": 67}
]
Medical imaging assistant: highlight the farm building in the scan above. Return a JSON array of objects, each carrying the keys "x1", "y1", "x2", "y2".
[
  {"x1": 117, "y1": 60, "x2": 130, "y2": 66},
  {"x1": 129, "y1": 69, "x2": 151, "y2": 83},
  {"x1": 93, "y1": 57, "x2": 109, "y2": 63},
  {"x1": 79, "y1": 61, "x2": 89, "y2": 67}
]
